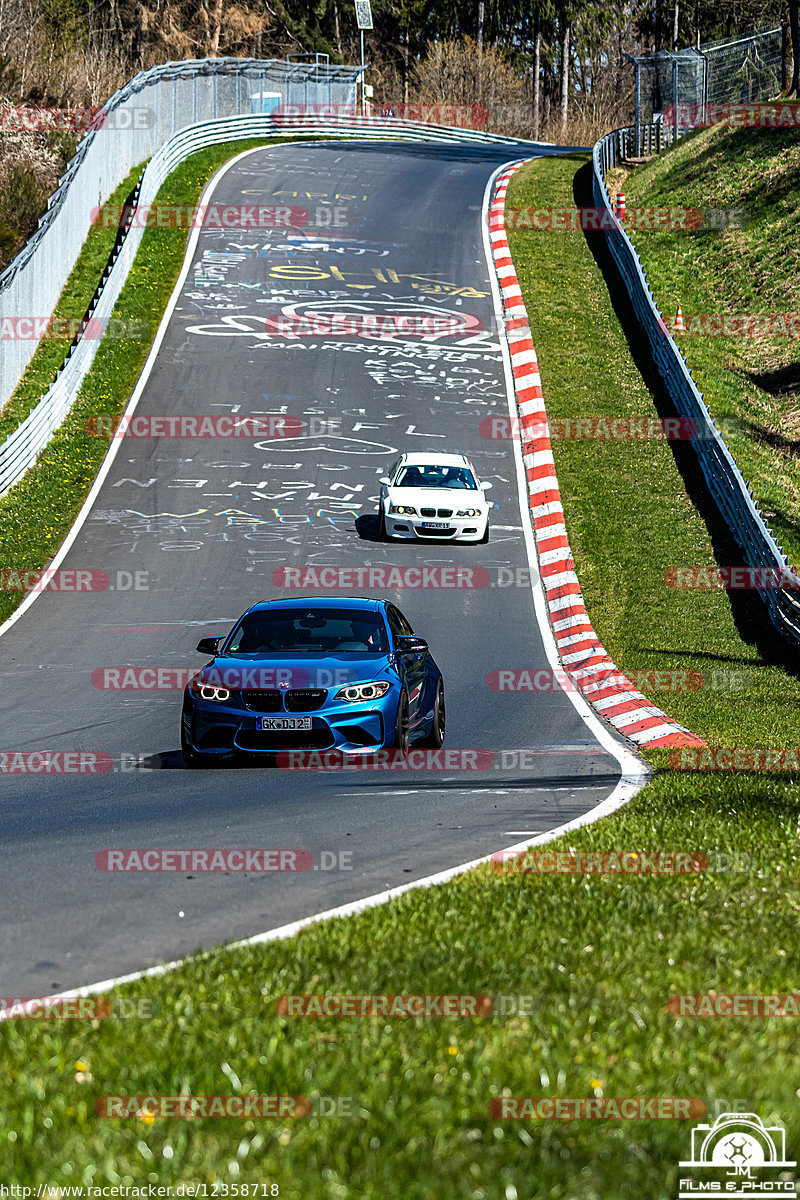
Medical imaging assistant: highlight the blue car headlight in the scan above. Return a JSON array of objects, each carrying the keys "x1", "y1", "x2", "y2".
[
  {"x1": 190, "y1": 678, "x2": 234, "y2": 703},
  {"x1": 335, "y1": 682, "x2": 392, "y2": 703}
]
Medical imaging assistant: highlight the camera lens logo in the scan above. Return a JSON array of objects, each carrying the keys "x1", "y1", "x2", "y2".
[
  {"x1": 679, "y1": 1112, "x2": 795, "y2": 1197},
  {"x1": 723, "y1": 1136, "x2": 752, "y2": 1166}
]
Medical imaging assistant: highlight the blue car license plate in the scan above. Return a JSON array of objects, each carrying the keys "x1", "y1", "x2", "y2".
[{"x1": 256, "y1": 716, "x2": 312, "y2": 731}]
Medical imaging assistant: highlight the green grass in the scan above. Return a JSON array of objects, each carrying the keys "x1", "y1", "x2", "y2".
[
  {"x1": 617, "y1": 122, "x2": 800, "y2": 569},
  {"x1": 2, "y1": 776, "x2": 800, "y2": 1197},
  {"x1": 3, "y1": 147, "x2": 800, "y2": 1195}
]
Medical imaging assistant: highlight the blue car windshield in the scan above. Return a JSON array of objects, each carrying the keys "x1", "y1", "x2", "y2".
[
  {"x1": 395, "y1": 465, "x2": 476, "y2": 489},
  {"x1": 224, "y1": 609, "x2": 389, "y2": 655}
]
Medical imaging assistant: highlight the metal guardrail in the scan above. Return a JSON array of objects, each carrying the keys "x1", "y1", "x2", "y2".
[
  {"x1": 0, "y1": 113, "x2": 542, "y2": 496},
  {"x1": 592, "y1": 127, "x2": 800, "y2": 648},
  {"x1": 0, "y1": 57, "x2": 364, "y2": 409}
]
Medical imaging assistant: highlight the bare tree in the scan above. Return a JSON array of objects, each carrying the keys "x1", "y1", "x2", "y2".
[
  {"x1": 532, "y1": 25, "x2": 541, "y2": 137},
  {"x1": 790, "y1": 0, "x2": 800, "y2": 96},
  {"x1": 559, "y1": 15, "x2": 570, "y2": 133}
]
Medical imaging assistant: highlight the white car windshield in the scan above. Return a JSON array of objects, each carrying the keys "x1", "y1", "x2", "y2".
[{"x1": 395, "y1": 465, "x2": 477, "y2": 490}]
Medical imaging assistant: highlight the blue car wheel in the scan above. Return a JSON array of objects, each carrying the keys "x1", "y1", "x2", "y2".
[
  {"x1": 418, "y1": 680, "x2": 446, "y2": 748},
  {"x1": 392, "y1": 691, "x2": 410, "y2": 754}
]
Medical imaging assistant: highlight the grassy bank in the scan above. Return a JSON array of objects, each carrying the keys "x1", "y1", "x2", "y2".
[
  {"x1": 2, "y1": 149, "x2": 800, "y2": 1196},
  {"x1": 617, "y1": 122, "x2": 800, "y2": 569},
  {"x1": 507, "y1": 152, "x2": 800, "y2": 751}
]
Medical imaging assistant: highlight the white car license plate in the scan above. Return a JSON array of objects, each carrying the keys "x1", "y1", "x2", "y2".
[
  {"x1": 256, "y1": 716, "x2": 312, "y2": 731},
  {"x1": 422, "y1": 521, "x2": 448, "y2": 529}
]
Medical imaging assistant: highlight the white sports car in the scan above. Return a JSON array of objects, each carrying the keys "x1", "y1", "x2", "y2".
[{"x1": 378, "y1": 453, "x2": 492, "y2": 543}]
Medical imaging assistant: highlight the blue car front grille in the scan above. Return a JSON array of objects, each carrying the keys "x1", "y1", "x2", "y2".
[
  {"x1": 242, "y1": 688, "x2": 328, "y2": 713},
  {"x1": 242, "y1": 690, "x2": 283, "y2": 712},
  {"x1": 286, "y1": 689, "x2": 327, "y2": 712}
]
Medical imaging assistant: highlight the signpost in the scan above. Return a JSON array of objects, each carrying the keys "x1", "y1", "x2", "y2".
[{"x1": 355, "y1": 0, "x2": 373, "y2": 115}]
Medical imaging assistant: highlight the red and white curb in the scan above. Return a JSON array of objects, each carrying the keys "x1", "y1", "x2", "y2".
[{"x1": 489, "y1": 163, "x2": 704, "y2": 750}]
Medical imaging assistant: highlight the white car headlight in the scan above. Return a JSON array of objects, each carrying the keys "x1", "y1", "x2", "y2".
[
  {"x1": 456, "y1": 508, "x2": 480, "y2": 517},
  {"x1": 190, "y1": 679, "x2": 232, "y2": 702},
  {"x1": 335, "y1": 682, "x2": 392, "y2": 703},
  {"x1": 389, "y1": 504, "x2": 417, "y2": 515}
]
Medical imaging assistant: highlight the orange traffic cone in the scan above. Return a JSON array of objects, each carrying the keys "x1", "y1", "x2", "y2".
[
  {"x1": 615, "y1": 192, "x2": 626, "y2": 220},
  {"x1": 674, "y1": 304, "x2": 686, "y2": 335}
]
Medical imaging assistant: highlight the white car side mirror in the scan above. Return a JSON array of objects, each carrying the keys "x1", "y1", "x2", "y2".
[
  {"x1": 379, "y1": 476, "x2": 391, "y2": 485},
  {"x1": 481, "y1": 481, "x2": 493, "y2": 490}
]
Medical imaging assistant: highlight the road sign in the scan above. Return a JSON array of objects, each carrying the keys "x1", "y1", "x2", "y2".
[{"x1": 355, "y1": 0, "x2": 373, "y2": 30}]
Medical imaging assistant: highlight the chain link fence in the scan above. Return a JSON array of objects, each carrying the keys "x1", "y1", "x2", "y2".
[
  {"x1": 0, "y1": 56, "x2": 362, "y2": 409},
  {"x1": 625, "y1": 27, "x2": 783, "y2": 155}
]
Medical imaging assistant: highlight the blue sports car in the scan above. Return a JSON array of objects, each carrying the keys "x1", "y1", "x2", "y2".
[{"x1": 181, "y1": 596, "x2": 445, "y2": 766}]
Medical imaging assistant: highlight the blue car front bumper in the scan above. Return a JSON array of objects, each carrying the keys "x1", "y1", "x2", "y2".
[{"x1": 183, "y1": 689, "x2": 401, "y2": 757}]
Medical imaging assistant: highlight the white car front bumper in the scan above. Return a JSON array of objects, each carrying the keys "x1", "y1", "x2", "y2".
[{"x1": 383, "y1": 506, "x2": 488, "y2": 542}]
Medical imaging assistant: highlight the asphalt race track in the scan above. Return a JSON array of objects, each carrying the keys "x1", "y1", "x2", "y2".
[{"x1": 0, "y1": 140, "x2": 634, "y2": 997}]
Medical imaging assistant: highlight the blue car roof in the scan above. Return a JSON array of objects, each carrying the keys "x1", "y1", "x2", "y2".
[{"x1": 244, "y1": 596, "x2": 386, "y2": 615}]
